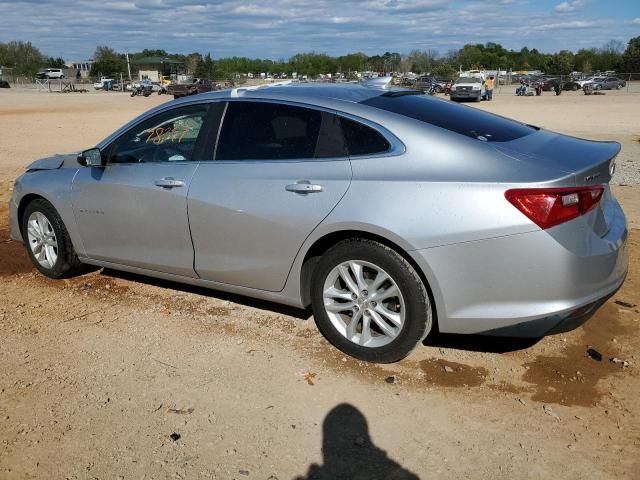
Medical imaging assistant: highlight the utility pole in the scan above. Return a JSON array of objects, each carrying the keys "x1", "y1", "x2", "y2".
[{"x1": 125, "y1": 51, "x2": 132, "y2": 81}]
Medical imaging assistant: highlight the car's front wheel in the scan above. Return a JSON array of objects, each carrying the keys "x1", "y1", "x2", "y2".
[
  {"x1": 311, "y1": 239, "x2": 433, "y2": 363},
  {"x1": 22, "y1": 199, "x2": 84, "y2": 279}
]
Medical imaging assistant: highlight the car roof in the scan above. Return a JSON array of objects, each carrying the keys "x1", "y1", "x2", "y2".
[
  {"x1": 97, "y1": 82, "x2": 427, "y2": 151},
  {"x1": 197, "y1": 82, "x2": 398, "y2": 105}
]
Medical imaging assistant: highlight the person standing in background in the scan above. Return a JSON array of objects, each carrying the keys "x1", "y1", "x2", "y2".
[{"x1": 485, "y1": 76, "x2": 495, "y2": 101}]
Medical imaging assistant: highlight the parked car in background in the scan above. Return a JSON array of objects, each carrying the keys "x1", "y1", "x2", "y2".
[
  {"x1": 167, "y1": 78, "x2": 214, "y2": 99},
  {"x1": 9, "y1": 83, "x2": 628, "y2": 363},
  {"x1": 589, "y1": 77, "x2": 626, "y2": 90},
  {"x1": 131, "y1": 79, "x2": 162, "y2": 93},
  {"x1": 93, "y1": 77, "x2": 115, "y2": 90},
  {"x1": 0, "y1": 79, "x2": 10, "y2": 88},
  {"x1": 450, "y1": 76, "x2": 484, "y2": 102},
  {"x1": 414, "y1": 76, "x2": 447, "y2": 93},
  {"x1": 539, "y1": 78, "x2": 581, "y2": 91},
  {"x1": 575, "y1": 76, "x2": 598, "y2": 88},
  {"x1": 36, "y1": 68, "x2": 65, "y2": 80}
]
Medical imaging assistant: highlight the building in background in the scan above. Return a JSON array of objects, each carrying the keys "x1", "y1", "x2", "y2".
[
  {"x1": 131, "y1": 56, "x2": 184, "y2": 81},
  {"x1": 66, "y1": 59, "x2": 94, "y2": 79}
]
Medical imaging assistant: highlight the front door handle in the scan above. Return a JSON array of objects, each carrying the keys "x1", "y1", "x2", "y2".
[
  {"x1": 285, "y1": 182, "x2": 324, "y2": 194},
  {"x1": 155, "y1": 177, "x2": 185, "y2": 188}
]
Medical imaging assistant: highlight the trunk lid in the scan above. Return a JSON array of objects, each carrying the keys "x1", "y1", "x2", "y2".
[{"x1": 494, "y1": 129, "x2": 619, "y2": 185}]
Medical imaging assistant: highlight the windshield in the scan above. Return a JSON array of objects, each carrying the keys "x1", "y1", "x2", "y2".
[
  {"x1": 456, "y1": 77, "x2": 482, "y2": 84},
  {"x1": 361, "y1": 93, "x2": 536, "y2": 143}
]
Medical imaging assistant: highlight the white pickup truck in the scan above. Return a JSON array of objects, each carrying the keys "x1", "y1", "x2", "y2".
[{"x1": 450, "y1": 76, "x2": 485, "y2": 102}]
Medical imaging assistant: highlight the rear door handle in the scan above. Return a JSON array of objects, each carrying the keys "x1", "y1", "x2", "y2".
[
  {"x1": 285, "y1": 182, "x2": 324, "y2": 194},
  {"x1": 155, "y1": 177, "x2": 185, "y2": 188}
]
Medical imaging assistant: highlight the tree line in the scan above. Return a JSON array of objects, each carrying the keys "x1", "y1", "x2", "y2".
[{"x1": 2, "y1": 37, "x2": 639, "y2": 80}]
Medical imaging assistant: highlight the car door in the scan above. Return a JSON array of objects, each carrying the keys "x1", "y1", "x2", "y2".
[
  {"x1": 188, "y1": 100, "x2": 352, "y2": 291},
  {"x1": 71, "y1": 103, "x2": 211, "y2": 277}
]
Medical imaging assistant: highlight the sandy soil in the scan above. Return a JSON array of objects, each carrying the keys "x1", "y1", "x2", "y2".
[{"x1": 1, "y1": 87, "x2": 639, "y2": 479}]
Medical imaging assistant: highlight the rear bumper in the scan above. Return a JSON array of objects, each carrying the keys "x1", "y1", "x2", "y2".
[{"x1": 411, "y1": 200, "x2": 628, "y2": 338}]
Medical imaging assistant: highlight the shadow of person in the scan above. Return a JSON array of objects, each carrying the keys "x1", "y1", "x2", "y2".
[{"x1": 295, "y1": 403, "x2": 420, "y2": 480}]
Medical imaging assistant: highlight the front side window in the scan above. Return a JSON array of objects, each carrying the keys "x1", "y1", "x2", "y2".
[
  {"x1": 216, "y1": 102, "x2": 324, "y2": 161},
  {"x1": 108, "y1": 104, "x2": 208, "y2": 164}
]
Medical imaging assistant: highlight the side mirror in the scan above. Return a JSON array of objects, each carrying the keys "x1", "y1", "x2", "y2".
[{"x1": 77, "y1": 148, "x2": 104, "y2": 167}]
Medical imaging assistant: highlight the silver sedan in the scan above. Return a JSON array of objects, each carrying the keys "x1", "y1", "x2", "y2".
[{"x1": 8, "y1": 83, "x2": 628, "y2": 363}]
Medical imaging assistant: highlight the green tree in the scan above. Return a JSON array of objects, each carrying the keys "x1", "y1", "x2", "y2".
[
  {"x1": 195, "y1": 53, "x2": 217, "y2": 79},
  {"x1": 46, "y1": 56, "x2": 66, "y2": 68},
  {"x1": 622, "y1": 36, "x2": 640, "y2": 73},
  {"x1": 545, "y1": 52, "x2": 574, "y2": 75},
  {"x1": 457, "y1": 44, "x2": 483, "y2": 69},
  {"x1": 91, "y1": 46, "x2": 126, "y2": 77},
  {"x1": 0, "y1": 40, "x2": 45, "y2": 76}
]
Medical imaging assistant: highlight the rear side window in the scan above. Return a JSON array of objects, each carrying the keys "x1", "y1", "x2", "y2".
[
  {"x1": 217, "y1": 102, "x2": 323, "y2": 160},
  {"x1": 340, "y1": 117, "x2": 390, "y2": 156},
  {"x1": 362, "y1": 93, "x2": 535, "y2": 142}
]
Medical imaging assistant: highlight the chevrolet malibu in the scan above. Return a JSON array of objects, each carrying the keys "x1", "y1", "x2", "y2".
[{"x1": 9, "y1": 83, "x2": 628, "y2": 363}]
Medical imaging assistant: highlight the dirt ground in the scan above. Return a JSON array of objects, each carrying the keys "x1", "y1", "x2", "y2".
[{"x1": 1, "y1": 87, "x2": 639, "y2": 479}]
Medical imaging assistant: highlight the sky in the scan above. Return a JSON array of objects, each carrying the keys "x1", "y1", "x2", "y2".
[{"x1": 0, "y1": 0, "x2": 639, "y2": 60}]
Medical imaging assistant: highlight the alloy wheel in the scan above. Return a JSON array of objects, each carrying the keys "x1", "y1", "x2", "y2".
[
  {"x1": 322, "y1": 260, "x2": 406, "y2": 348},
  {"x1": 26, "y1": 211, "x2": 58, "y2": 269}
]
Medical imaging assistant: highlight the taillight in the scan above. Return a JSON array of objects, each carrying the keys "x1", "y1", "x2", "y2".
[{"x1": 505, "y1": 186, "x2": 604, "y2": 229}]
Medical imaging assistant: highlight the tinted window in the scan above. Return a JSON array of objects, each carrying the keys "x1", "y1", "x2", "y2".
[
  {"x1": 109, "y1": 104, "x2": 208, "y2": 163},
  {"x1": 340, "y1": 117, "x2": 390, "y2": 155},
  {"x1": 361, "y1": 93, "x2": 535, "y2": 142},
  {"x1": 217, "y1": 102, "x2": 325, "y2": 160}
]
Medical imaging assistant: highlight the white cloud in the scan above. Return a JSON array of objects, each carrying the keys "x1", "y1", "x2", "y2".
[
  {"x1": 0, "y1": 0, "x2": 636, "y2": 60},
  {"x1": 534, "y1": 20, "x2": 598, "y2": 30},
  {"x1": 555, "y1": 0, "x2": 585, "y2": 13}
]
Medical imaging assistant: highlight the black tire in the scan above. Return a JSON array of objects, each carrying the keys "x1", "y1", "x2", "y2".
[
  {"x1": 22, "y1": 199, "x2": 84, "y2": 279},
  {"x1": 311, "y1": 239, "x2": 433, "y2": 363}
]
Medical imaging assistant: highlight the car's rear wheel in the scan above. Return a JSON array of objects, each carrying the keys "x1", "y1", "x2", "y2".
[
  {"x1": 22, "y1": 199, "x2": 84, "y2": 279},
  {"x1": 311, "y1": 239, "x2": 433, "y2": 363}
]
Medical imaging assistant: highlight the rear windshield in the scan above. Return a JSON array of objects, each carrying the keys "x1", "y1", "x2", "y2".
[{"x1": 361, "y1": 93, "x2": 536, "y2": 142}]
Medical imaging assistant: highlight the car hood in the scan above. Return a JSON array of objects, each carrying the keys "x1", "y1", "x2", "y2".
[{"x1": 26, "y1": 153, "x2": 80, "y2": 171}]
